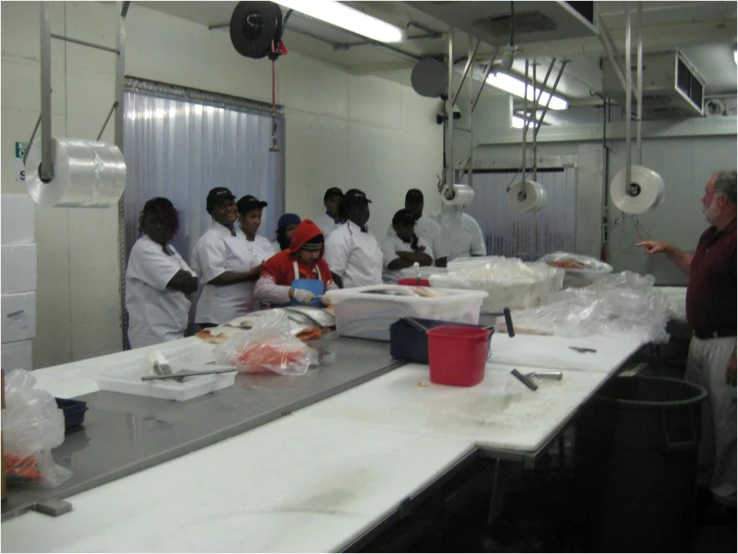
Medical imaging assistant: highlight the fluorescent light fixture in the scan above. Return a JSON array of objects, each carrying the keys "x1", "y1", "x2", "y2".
[
  {"x1": 734, "y1": 46, "x2": 737, "y2": 65},
  {"x1": 276, "y1": 0, "x2": 405, "y2": 43},
  {"x1": 487, "y1": 72, "x2": 569, "y2": 111},
  {"x1": 512, "y1": 115, "x2": 536, "y2": 129}
]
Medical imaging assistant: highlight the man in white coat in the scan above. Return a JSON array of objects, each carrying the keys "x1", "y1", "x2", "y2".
[
  {"x1": 386, "y1": 189, "x2": 449, "y2": 267},
  {"x1": 324, "y1": 189, "x2": 383, "y2": 288},
  {"x1": 429, "y1": 203, "x2": 486, "y2": 262},
  {"x1": 314, "y1": 187, "x2": 344, "y2": 239}
]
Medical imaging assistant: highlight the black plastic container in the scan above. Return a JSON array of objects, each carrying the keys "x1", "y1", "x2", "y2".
[
  {"x1": 389, "y1": 318, "x2": 491, "y2": 364},
  {"x1": 55, "y1": 397, "x2": 89, "y2": 430}
]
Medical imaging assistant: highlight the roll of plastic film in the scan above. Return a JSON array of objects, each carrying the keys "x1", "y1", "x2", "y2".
[
  {"x1": 610, "y1": 165, "x2": 664, "y2": 214},
  {"x1": 26, "y1": 138, "x2": 126, "y2": 208},
  {"x1": 508, "y1": 179, "x2": 547, "y2": 212},
  {"x1": 441, "y1": 184, "x2": 475, "y2": 206}
]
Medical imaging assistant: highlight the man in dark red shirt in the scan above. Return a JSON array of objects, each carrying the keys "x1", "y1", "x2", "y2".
[{"x1": 638, "y1": 170, "x2": 736, "y2": 522}]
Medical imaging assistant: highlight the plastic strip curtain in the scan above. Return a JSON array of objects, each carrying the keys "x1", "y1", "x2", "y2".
[
  {"x1": 123, "y1": 91, "x2": 286, "y2": 262},
  {"x1": 465, "y1": 169, "x2": 576, "y2": 260}
]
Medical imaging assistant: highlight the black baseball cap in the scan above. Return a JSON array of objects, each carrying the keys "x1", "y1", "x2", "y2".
[
  {"x1": 237, "y1": 195, "x2": 268, "y2": 214},
  {"x1": 206, "y1": 187, "x2": 236, "y2": 212},
  {"x1": 342, "y1": 188, "x2": 372, "y2": 207},
  {"x1": 324, "y1": 187, "x2": 343, "y2": 201},
  {"x1": 405, "y1": 189, "x2": 424, "y2": 203},
  {"x1": 392, "y1": 209, "x2": 416, "y2": 226}
]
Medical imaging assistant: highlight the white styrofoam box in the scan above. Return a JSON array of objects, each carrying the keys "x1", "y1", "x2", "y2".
[
  {"x1": 1, "y1": 339, "x2": 32, "y2": 370},
  {"x1": 324, "y1": 285, "x2": 487, "y2": 342},
  {"x1": 1, "y1": 292, "x2": 36, "y2": 343},
  {"x1": 1, "y1": 194, "x2": 35, "y2": 245},
  {"x1": 1, "y1": 243, "x2": 37, "y2": 294},
  {"x1": 97, "y1": 364, "x2": 236, "y2": 402}
]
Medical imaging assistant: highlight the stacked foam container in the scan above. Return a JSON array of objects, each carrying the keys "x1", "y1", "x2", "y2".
[{"x1": 1, "y1": 195, "x2": 36, "y2": 370}]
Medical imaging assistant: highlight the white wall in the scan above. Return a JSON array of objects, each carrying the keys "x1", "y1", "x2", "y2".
[{"x1": 1, "y1": 2, "x2": 442, "y2": 369}]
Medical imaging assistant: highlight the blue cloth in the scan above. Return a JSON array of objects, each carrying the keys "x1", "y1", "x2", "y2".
[{"x1": 277, "y1": 213, "x2": 301, "y2": 229}]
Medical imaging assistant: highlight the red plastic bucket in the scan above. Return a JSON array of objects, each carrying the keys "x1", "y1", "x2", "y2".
[
  {"x1": 427, "y1": 326, "x2": 491, "y2": 387},
  {"x1": 397, "y1": 278, "x2": 431, "y2": 287}
]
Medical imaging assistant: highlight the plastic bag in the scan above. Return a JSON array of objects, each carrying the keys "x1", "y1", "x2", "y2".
[
  {"x1": 430, "y1": 257, "x2": 561, "y2": 313},
  {"x1": 2, "y1": 369, "x2": 73, "y2": 488},
  {"x1": 538, "y1": 251, "x2": 613, "y2": 288},
  {"x1": 213, "y1": 310, "x2": 318, "y2": 376},
  {"x1": 496, "y1": 271, "x2": 672, "y2": 343}
]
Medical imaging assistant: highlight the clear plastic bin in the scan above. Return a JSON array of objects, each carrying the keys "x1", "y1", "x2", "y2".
[{"x1": 324, "y1": 285, "x2": 488, "y2": 341}]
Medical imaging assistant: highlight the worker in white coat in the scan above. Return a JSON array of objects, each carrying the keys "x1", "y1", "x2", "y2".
[
  {"x1": 324, "y1": 189, "x2": 383, "y2": 288},
  {"x1": 236, "y1": 194, "x2": 277, "y2": 263},
  {"x1": 381, "y1": 209, "x2": 434, "y2": 283},
  {"x1": 386, "y1": 189, "x2": 449, "y2": 267},
  {"x1": 125, "y1": 197, "x2": 198, "y2": 348},
  {"x1": 429, "y1": 203, "x2": 486, "y2": 262},
  {"x1": 314, "y1": 187, "x2": 344, "y2": 239},
  {"x1": 191, "y1": 187, "x2": 263, "y2": 327}
]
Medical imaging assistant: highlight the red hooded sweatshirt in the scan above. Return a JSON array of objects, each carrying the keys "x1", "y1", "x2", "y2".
[{"x1": 260, "y1": 219, "x2": 334, "y2": 287}]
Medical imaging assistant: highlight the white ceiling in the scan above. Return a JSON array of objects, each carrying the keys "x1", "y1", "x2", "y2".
[{"x1": 139, "y1": 1, "x2": 737, "y2": 103}]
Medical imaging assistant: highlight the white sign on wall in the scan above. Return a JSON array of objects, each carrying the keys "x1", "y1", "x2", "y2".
[{"x1": 15, "y1": 141, "x2": 28, "y2": 182}]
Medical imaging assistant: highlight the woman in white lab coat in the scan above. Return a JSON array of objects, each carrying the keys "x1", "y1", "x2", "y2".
[
  {"x1": 324, "y1": 189, "x2": 383, "y2": 288},
  {"x1": 125, "y1": 197, "x2": 198, "y2": 349},
  {"x1": 191, "y1": 187, "x2": 263, "y2": 327}
]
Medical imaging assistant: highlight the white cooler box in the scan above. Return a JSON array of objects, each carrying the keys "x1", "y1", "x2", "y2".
[
  {"x1": 1, "y1": 339, "x2": 32, "y2": 370},
  {"x1": 324, "y1": 285, "x2": 487, "y2": 342},
  {"x1": 1, "y1": 291, "x2": 36, "y2": 343}
]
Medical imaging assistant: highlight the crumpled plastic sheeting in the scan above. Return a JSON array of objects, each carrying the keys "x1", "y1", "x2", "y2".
[
  {"x1": 497, "y1": 271, "x2": 673, "y2": 343},
  {"x1": 538, "y1": 251, "x2": 613, "y2": 288},
  {"x1": 2, "y1": 369, "x2": 73, "y2": 488},
  {"x1": 213, "y1": 310, "x2": 318, "y2": 376}
]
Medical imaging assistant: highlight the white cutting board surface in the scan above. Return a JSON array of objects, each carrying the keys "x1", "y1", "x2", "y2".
[
  {"x1": 299, "y1": 363, "x2": 611, "y2": 453},
  {"x1": 1, "y1": 414, "x2": 473, "y2": 553},
  {"x1": 27, "y1": 338, "x2": 215, "y2": 399},
  {"x1": 488, "y1": 332, "x2": 644, "y2": 373}
]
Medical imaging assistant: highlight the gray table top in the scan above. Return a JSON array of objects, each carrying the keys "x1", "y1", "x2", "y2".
[{"x1": 2, "y1": 334, "x2": 401, "y2": 521}]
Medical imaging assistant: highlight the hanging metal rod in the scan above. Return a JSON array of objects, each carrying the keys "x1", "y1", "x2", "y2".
[
  {"x1": 39, "y1": 1, "x2": 53, "y2": 182},
  {"x1": 451, "y1": 38, "x2": 482, "y2": 107},
  {"x1": 22, "y1": 115, "x2": 42, "y2": 165},
  {"x1": 533, "y1": 60, "x2": 569, "y2": 138},
  {"x1": 50, "y1": 33, "x2": 119, "y2": 54},
  {"x1": 598, "y1": 16, "x2": 637, "y2": 98},
  {"x1": 97, "y1": 101, "x2": 119, "y2": 141},
  {"x1": 471, "y1": 46, "x2": 500, "y2": 112},
  {"x1": 636, "y1": 1, "x2": 643, "y2": 165}
]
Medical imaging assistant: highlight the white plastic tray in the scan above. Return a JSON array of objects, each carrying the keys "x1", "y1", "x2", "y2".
[
  {"x1": 324, "y1": 285, "x2": 487, "y2": 342},
  {"x1": 97, "y1": 364, "x2": 237, "y2": 402}
]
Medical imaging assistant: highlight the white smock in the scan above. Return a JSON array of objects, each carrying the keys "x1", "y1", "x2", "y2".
[
  {"x1": 386, "y1": 214, "x2": 449, "y2": 261},
  {"x1": 380, "y1": 234, "x2": 434, "y2": 283},
  {"x1": 238, "y1": 230, "x2": 277, "y2": 262},
  {"x1": 314, "y1": 213, "x2": 342, "y2": 239},
  {"x1": 191, "y1": 222, "x2": 260, "y2": 324},
  {"x1": 429, "y1": 207, "x2": 486, "y2": 261},
  {"x1": 125, "y1": 235, "x2": 197, "y2": 348},
  {"x1": 324, "y1": 221, "x2": 383, "y2": 288}
]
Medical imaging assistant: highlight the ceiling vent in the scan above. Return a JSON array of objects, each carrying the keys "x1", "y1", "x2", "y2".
[
  {"x1": 408, "y1": 1, "x2": 598, "y2": 46},
  {"x1": 603, "y1": 51, "x2": 705, "y2": 119}
]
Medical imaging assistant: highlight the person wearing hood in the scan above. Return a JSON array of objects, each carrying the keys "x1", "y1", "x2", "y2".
[{"x1": 255, "y1": 219, "x2": 337, "y2": 306}]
